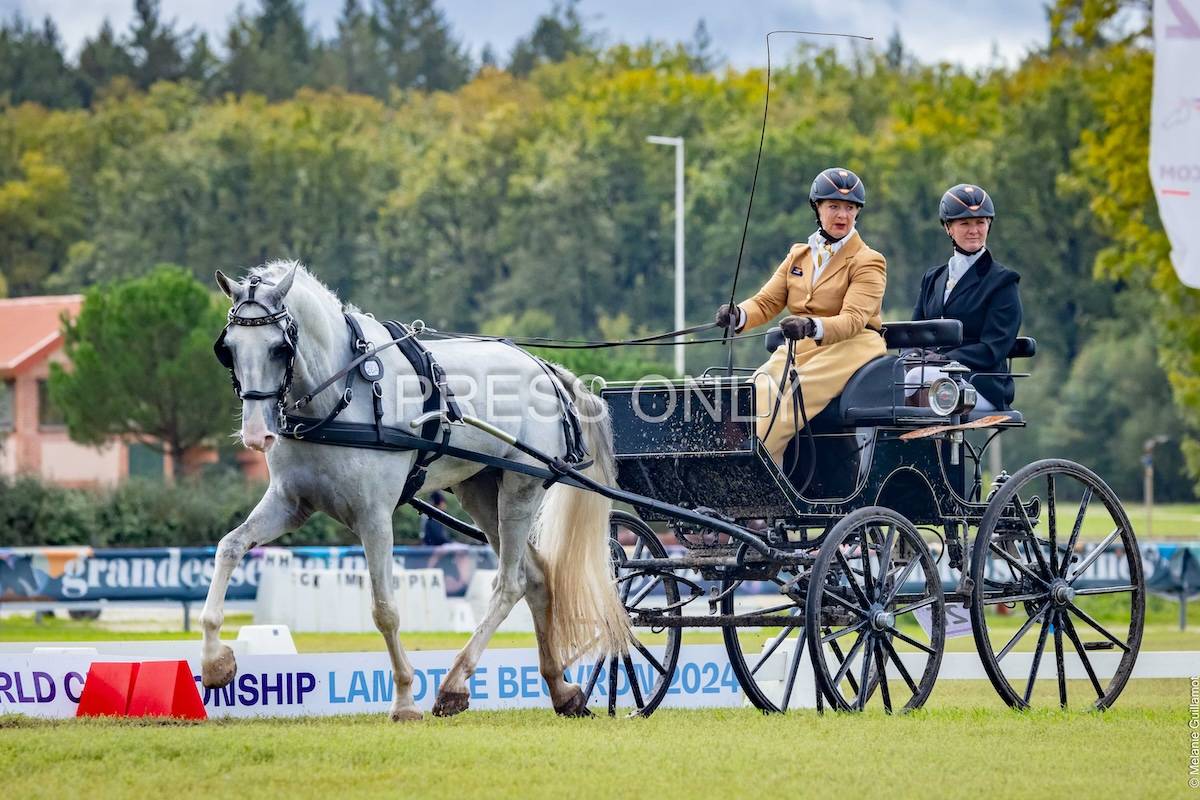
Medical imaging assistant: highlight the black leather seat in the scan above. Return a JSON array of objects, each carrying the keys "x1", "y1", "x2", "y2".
[{"x1": 762, "y1": 321, "x2": 1030, "y2": 429}]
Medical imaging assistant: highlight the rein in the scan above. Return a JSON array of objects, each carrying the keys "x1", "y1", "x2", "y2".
[{"x1": 419, "y1": 321, "x2": 769, "y2": 349}]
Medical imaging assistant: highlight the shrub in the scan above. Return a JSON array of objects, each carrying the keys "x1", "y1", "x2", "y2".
[{"x1": 0, "y1": 475, "x2": 422, "y2": 548}]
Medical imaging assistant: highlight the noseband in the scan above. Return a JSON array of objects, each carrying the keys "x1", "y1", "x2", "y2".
[{"x1": 213, "y1": 275, "x2": 300, "y2": 418}]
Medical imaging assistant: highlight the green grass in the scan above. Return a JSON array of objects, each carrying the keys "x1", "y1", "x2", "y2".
[
  {"x1": 1052, "y1": 501, "x2": 1200, "y2": 540},
  {"x1": 0, "y1": 679, "x2": 1192, "y2": 800},
  {"x1": 4, "y1": 591, "x2": 1199, "y2": 652}
]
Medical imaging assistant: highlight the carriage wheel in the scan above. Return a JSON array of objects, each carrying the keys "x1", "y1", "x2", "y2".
[
  {"x1": 805, "y1": 507, "x2": 945, "y2": 713},
  {"x1": 720, "y1": 553, "x2": 818, "y2": 713},
  {"x1": 580, "y1": 511, "x2": 682, "y2": 717},
  {"x1": 969, "y1": 459, "x2": 1144, "y2": 710}
]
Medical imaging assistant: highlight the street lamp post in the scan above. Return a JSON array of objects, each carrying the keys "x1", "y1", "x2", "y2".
[
  {"x1": 647, "y1": 135, "x2": 685, "y2": 377},
  {"x1": 1143, "y1": 434, "x2": 1169, "y2": 538}
]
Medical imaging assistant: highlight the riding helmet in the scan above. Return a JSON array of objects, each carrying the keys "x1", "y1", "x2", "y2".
[
  {"x1": 939, "y1": 183, "x2": 995, "y2": 222},
  {"x1": 809, "y1": 167, "x2": 866, "y2": 211}
]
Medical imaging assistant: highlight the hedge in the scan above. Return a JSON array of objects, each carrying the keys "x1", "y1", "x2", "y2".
[{"x1": 0, "y1": 473, "x2": 422, "y2": 548}]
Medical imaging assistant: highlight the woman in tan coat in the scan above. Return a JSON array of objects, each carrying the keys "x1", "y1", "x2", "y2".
[{"x1": 716, "y1": 167, "x2": 887, "y2": 461}]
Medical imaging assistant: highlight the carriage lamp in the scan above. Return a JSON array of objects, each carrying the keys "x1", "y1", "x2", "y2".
[
  {"x1": 927, "y1": 378, "x2": 959, "y2": 416},
  {"x1": 927, "y1": 365, "x2": 977, "y2": 417},
  {"x1": 928, "y1": 377, "x2": 977, "y2": 417}
]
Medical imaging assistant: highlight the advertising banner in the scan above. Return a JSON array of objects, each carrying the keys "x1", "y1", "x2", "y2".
[
  {"x1": 0, "y1": 644, "x2": 742, "y2": 718},
  {"x1": 1151, "y1": 0, "x2": 1200, "y2": 287},
  {"x1": 2, "y1": 542, "x2": 1177, "y2": 607},
  {"x1": 0, "y1": 545, "x2": 498, "y2": 604}
]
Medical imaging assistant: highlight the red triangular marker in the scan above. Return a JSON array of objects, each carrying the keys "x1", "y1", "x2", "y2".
[
  {"x1": 76, "y1": 662, "x2": 140, "y2": 717},
  {"x1": 126, "y1": 660, "x2": 208, "y2": 720}
]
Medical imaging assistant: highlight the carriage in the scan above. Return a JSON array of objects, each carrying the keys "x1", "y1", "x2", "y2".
[
  {"x1": 208, "y1": 264, "x2": 1144, "y2": 721},
  {"x1": 569, "y1": 319, "x2": 1145, "y2": 717}
]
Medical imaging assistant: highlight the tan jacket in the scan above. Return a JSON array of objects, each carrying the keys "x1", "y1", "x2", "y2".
[{"x1": 737, "y1": 232, "x2": 886, "y2": 343}]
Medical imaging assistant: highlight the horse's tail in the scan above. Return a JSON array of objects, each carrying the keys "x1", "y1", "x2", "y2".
[{"x1": 532, "y1": 367, "x2": 630, "y2": 667}]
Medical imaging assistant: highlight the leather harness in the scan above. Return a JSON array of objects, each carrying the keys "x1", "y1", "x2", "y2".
[{"x1": 215, "y1": 289, "x2": 590, "y2": 507}]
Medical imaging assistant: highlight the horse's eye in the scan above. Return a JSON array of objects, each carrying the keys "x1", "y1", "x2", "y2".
[{"x1": 271, "y1": 344, "x2": 293, "y2": 360}]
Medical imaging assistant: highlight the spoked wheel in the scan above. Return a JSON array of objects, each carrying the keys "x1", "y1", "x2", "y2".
[
  {"x1": 720, "y1": 556, "x2": 817, "y2": 713},
  {"x1": 580, "y1": 510, "x2": 682, "y2": 717},
  {"x1": 969, "y1": 459, "x2": 1144, "y2": 710},
  {"x1": 805, "y1": 507, "x2": 945, "y2": 713}
]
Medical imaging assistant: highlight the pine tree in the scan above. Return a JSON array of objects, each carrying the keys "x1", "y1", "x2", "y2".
[
  {"x1": 325, "y1": 0, "x2": 387, "y2": 96},
  {"x1": 128, "y1": 0, "x2": 190, "y2": 88},
  {"x1": 885, "y1": 26, "x2": 905, "y2": 70},
  {"x1": 479, "y1": 42, "x2": 498, "y2": 69},
  {"x1": 77, "y1": 21, "x2": 136, "y2": 105},
  {"x1": 508, "y1": 0, "x2": 596, "y2": 77},
  {"x1": 686, "y1": 19, "x2": 720, "y2": 73},
  {"x1": 375, "y1": 0, "x2": 471, "y2": 91},
  {"x1": 0, "y1": 15, "x2": 81, "y2": 108},
  {"x1": 183, "y1": 33, "x2": 220, "y2": 93},
  {"x1": 218, "y1": 0, "x2": 315, "y2": 100}
]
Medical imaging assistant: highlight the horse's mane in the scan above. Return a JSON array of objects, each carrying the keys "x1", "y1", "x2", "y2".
[{"x1": 248, "y1": 259, "x2": 357, "y2": 359}]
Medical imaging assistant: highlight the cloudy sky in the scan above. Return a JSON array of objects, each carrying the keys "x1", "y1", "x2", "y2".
[{"x1": 2, "y1": 0, "x2": 1051, "y2": 69}]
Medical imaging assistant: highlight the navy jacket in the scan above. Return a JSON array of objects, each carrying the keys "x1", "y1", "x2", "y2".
[{"x1": 912, "y1": 251, "x2": 1022, "y2": 409}]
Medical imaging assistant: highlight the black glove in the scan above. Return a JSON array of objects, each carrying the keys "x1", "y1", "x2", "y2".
[
  {"x1": 780, "y1": 315, "x2": 817, "y2": 340},
  {"x1": 905, "y1": 348, "x2": 949, "y2": 364},
  {"x1": 715, "y1": 304, "x2": 739, "y2": 330}
]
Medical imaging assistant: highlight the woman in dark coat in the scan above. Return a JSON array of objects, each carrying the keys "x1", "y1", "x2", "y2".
[{"x1": 908, "y1": 184, "x2": 1022, "y2": 411}]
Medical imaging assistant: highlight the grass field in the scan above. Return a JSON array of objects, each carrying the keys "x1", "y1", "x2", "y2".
[
  {"x1": 1122, "y1": 502, "x2": 1200, "y2": 539},
  {"x1": 1, "y1": 678, "x2": 1194, "y2": 800},
  {"x1": 3, "y1": 608, "x2": 1198, "y2": 797}
]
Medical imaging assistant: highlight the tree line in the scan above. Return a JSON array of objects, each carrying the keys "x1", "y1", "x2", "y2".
[
  {"x1": 1, "y1": 0, "x2": 1197, "y2": 501},
  {"x1": 0, "y1": 0, "x2": 711, "y2": 107}
]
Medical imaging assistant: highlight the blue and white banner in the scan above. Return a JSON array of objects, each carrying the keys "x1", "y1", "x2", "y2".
[
  {"x1": 3, "y1": 542, "x2": 1194, "y2": 606},
  {"x1": 0, "y1": 545, "x2": 498, "y2": 603},
  {"x1": 0, "y1": 645, "x2": 742, "y2": 718}
]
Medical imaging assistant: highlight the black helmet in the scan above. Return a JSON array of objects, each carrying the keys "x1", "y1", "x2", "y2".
[
  {"x1": 939, "y1": 183, "x2": 994, "y2": 222},
  {"x1": 809, "y1": 167, "x2": 866, "y2": 211}
]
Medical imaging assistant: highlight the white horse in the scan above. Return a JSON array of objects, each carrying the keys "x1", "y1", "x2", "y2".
[{"x1": 200, "y1": 260, "x2": 628, "y2": 720}]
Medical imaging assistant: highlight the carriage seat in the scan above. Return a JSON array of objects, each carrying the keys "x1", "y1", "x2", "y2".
[
  {"x1": 763, "y1": 322, "x2": 1035, "y2": 360},
  {"x1": 762, "y1": 321, "x2": 1028, "y2": 430},
  {"x1": 763, "y1": 319, "x2": 963, "y2": 355}
]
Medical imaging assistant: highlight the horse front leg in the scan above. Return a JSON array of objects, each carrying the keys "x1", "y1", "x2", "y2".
[
  {"x1": 358, "y1": 510, "x2": 423, "y2": 722},
  {"x1": 200, "y1": 488, "x2": 303, "y2": 688}
]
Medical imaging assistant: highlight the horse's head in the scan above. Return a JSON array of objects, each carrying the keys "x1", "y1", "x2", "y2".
[{"x1": 214, "y1": 263, "x2": 299, "y2": 452}]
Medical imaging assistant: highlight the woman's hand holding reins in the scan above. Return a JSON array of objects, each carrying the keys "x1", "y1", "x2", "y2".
[
  {"x1": 780, "y1": 315, "x2": 817, "y2": 340},
  {"x1": 715, "y1": 304, "x2": 741, "y2": 330}
]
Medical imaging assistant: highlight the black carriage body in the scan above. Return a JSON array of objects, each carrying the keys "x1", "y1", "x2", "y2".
[{"x1": 603, "y1": 369, "x2": 983, "y2": 527}]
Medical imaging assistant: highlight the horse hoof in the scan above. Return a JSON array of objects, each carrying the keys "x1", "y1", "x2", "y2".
[
  {"x1": 390, "y1": 707, "x2": 424, "y2": 723},
  {"x1": 201, "y1": 645, "x2": 237, "y2": 689},
  {"x1": 554, "y1": 687, "x2": 594, "y2": 718},
  {"x1": 432, "y1": 690, "x2": 470, "y2": 717}
]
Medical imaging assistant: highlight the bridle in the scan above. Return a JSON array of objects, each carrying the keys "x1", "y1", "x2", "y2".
[
  {"x1": 213, "y1": 275, "x2": 300, "y2": 424},
  {"x1": 214, "y1": 274, "x2": 425, "y2": 439}
]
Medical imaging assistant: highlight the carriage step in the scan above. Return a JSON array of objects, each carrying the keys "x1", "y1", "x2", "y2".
[{"x1": 1082, "y1": 641, "x2": 1116, "y2": 651}]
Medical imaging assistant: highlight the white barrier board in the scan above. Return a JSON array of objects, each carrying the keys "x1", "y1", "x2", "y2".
[{"x1": 0, "y1": 644, "x2": 742, "y2": 718}]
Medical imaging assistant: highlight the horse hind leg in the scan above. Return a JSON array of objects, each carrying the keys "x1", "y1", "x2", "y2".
[
  {"x1": 200, "y1": 489, "x2": 302, "y2": 688},
  {"x1": 433, "y1": 473, "x2": 536, "y2": 717},
  {"x1": 523, "y1": 549, "x2": 591, "y2": 717}
]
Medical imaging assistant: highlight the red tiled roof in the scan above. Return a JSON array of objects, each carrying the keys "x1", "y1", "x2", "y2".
[{"x1": 0, "y1": 295, "x2": 83, "y2": 374}]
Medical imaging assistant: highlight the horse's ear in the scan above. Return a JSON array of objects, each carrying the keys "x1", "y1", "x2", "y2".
[
  {"x1": 215, "y1": 270, "x2": 238, "y2": 299},
  {"x1": 272, "y1": 262, "x2": 298, "y2": 299}
]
